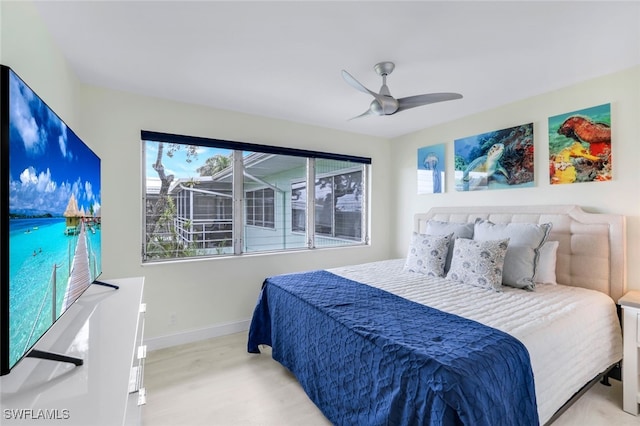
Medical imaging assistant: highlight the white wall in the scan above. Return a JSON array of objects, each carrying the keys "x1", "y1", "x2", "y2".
[
  {"x1": 390, "y1": 66, "x2": 640, "y2": 292},
  {"x1": 0, "y1": 1, "x2": 81, "y2": 131},
  {"x1": 2, "y1": 1, "x2": 393, "y2": 349},
  {"x1": 79, "y1": 86, "x2": 393, "y2": 347}
]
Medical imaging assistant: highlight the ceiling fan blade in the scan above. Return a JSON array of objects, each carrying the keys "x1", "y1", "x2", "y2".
[
  {"x1": 348, "y1": 108, "x2": 377, "y2": 121},
  {"x1": 341, "y1": 70, "x2": 385, "y2": 101},
  {"x1": 396, "y1": 93, "x2": 463, "y2": 112}
]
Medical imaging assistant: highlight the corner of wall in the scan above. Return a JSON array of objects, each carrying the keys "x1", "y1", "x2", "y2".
[{"x1": 1, "y1": 0, "x2": 83, "y2": 130}]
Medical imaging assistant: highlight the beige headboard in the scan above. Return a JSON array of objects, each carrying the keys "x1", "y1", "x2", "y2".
[{"x1": 414, "y1": 205, "x2": 626, "y2": 302}]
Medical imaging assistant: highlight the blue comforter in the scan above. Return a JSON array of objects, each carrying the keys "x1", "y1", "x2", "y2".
[{"x1": 248, "y1": 270, "x2": 539, "y2": 426}]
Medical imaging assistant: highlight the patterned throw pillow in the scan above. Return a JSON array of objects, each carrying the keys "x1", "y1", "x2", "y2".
[
  {"x1": 404, "y1": 233, "x2": 453, "y2": 277},
  {"x1": 446, "y1": 238, "x2": 510, "y2": 291}
]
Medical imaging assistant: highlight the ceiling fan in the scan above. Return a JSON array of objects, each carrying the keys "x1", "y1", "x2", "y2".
[{"x1": 341, "y1": 61, "x2": 463, "y2": 120}]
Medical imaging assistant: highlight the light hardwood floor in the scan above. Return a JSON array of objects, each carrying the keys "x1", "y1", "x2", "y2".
[{"x1": 143, "y1": 332, "x2": 638, "y2": 426}]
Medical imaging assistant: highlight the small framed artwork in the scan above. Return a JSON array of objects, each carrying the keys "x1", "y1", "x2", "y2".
[
  {"x1": 548, "y1": 103, "x2": 611, "y2": 185},
  {"x1": 417, "y1": 144, "x2": 446, "y2": 194},
  {"x1": 454, "y1": 123, "x2": 534, "y2": 191}
]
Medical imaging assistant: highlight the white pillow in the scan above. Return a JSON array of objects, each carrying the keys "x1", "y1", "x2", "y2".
[
  {"x1": 533, "y1": 240, "x2": 559, "y2": 285},
  {"x1": 473, "y1": 219, "x2": 551, "y2": 290},
  {"x1": 404, "y1": 233, "x2": 453, "y2": 277},
  {"x1": 446, "y1": 238, "x2": 510, "y2": 292}
]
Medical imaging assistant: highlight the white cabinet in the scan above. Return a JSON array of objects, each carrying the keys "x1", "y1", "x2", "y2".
[
  {"x1": 619, "y1": 290, "x2": 640, "y2": 415},
  {"x1": 0, "y1": 277, "x2": 145, "y2": 425},
  {"x1": 125, "y1": 300, "x2": 147, "y2": 425}
]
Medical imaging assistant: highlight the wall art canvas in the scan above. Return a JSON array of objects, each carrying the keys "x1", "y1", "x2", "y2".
[
  {"x1": 454, "y1": 123, "x2": 534, "y2": 191},
  {"x1": 548, "y1": 103, "x2": 611, "y2": 185},
  {"x1": 417, "y1": 144, "x2": 446, "y2": 194}
]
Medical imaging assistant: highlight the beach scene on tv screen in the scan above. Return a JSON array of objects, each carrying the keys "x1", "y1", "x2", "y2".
[{"x1": 8, "y1": 70, "x2": 102, "y2": 368}]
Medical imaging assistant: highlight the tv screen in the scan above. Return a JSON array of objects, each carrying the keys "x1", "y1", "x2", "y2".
[{"x1": 0, "y1": 65, "x2": 102, "y2": 375}]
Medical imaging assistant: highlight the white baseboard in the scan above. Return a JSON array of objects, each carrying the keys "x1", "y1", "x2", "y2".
[{"x1": 145, "y1": 319, "x2": 251, "y2": 351}]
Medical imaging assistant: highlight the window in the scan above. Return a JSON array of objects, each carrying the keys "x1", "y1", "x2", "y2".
[
  {"x1": 242, "y1": 152, "x2": 308, "y2": 253},
  {"x1": 319, "y1": 170, "x2": 363, "y2": 241},
  {"x1": 142, "y1": 131, "x2": 370, "y2": 262},
  {"x1": 291, "y1": 163, "x2": 363, "y2": 246},
  {"x1": 245, "y1": 188, "x2": 275, "y2": 229},
  {"x1": 143, "y1": 141, "x2": 234, "y2": 259}
]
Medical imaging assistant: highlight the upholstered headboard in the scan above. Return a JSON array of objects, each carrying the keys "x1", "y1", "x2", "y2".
[{"x1": 414, "y1": 205, "x2": 626, "y2": 302}]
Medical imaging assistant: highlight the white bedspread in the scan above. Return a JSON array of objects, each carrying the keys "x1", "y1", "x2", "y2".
[{"x1": 329, "y1": 259, "x2": 623, "y2": 424}]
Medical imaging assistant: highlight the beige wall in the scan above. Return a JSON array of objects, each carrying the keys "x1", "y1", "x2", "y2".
[
  {"x1": 390, "y1": 66, "x2": 640, "y2": 292},
  {"x1": 3, "y1": 1, "x2": 639, "y2": 349}
]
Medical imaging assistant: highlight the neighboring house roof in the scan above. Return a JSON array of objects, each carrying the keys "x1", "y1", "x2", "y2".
[{"x1": 166, "y1": 152, "x2": 306, "y2": 195}]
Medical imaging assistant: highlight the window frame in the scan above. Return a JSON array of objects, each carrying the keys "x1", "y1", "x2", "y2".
[{"x1": 141, "y1": 131, "x2": 371, "y2": 262}]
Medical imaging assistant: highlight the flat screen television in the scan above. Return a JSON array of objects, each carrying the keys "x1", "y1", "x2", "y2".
[{"x1": 0, "y1": 64, "x2": 108, "y2": 376}]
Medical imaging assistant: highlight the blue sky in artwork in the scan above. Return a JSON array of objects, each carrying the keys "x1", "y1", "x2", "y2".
[{"x1": 9, "y1": 70, "x2": 101, "y2": 216}]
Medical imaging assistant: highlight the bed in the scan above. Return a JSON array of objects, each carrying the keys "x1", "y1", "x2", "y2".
[{"x1": 248, "y1": 205, "x2": 625, "y2": 425}]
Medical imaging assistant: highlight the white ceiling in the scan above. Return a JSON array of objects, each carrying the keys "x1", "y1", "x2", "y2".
[{"x1": 32, "y1": 1, "x2": 640, "y2": 139}]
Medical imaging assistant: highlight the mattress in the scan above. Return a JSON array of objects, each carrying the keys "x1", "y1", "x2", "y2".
[{"x1": 329, "y1": 259, "x2": 623, "y2": 425}]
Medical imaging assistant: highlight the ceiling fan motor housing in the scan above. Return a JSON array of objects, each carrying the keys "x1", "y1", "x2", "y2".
[
  {"x1": 370, "y1": 97, "x2": 399, "y2": 115},
  {"x1": 374, "y1": 61, "x2": 395, "y2": 76}
]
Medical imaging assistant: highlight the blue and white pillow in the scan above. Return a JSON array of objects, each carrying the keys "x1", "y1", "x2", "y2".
[
  {"x1": 424, "y1": 220, "x2": 475, "y2": 272},
  {"x1": 446, "y1": 238, "x2": 510, "y2": 291},
  {"x1": 404, "y1": 233, "x2": 453, "y2": 277}
]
